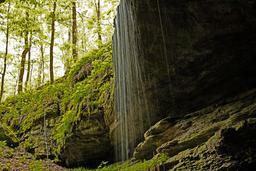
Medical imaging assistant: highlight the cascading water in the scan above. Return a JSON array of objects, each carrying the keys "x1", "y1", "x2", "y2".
[
  {"x1": 112, "y1": 0, "x2": 152, "y2": 161},
  {"x1": 113, "y1": 0, "x2": 176, "y2": 162}
]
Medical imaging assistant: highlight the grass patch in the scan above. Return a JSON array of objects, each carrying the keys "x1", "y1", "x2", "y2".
[{"x1": 73, "y1": 153, "x2": 169, "y2": 171}]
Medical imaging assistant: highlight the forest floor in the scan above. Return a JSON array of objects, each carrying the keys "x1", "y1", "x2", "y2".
[{"x1": 0, "y1": 145, "x2": 67, "y2": 171}]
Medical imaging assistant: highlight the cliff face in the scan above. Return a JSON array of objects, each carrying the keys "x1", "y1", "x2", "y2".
[
  {"x1": 134, "y1": 89, "x2": 256, "y2": 170},
  {"x1": 113, "y1": 0, "x2": 256, "y2": 163}
]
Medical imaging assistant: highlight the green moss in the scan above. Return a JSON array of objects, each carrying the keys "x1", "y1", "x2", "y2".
[
  {"x1": 0, "y1": 42, "x2": 114, "y2": 161},
  {"x1": 53, "y1": 42, "x2": 113, "y2": 154},
  {"x1": 0, "y1": 140, "x2": 6, "y2": 148},
  {"x1": 0, "y1": 141, "x2": 14, "y2": 158},
  {"x1": 72, "y1": 153, "x2": 169, "y2": 171},
  {"x1": 29, "y1": 160, "x2": 43, "y2": 171}
]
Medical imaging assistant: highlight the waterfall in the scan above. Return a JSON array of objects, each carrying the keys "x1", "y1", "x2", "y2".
[
  {"x1": 113, "y1": 0, "x2": 175, "y2": 161},
  {"x1": 112, "y1": 0, "x2": 153, "y2": 161}
]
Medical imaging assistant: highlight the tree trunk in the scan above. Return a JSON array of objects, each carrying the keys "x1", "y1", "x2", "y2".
[
  {"x1": 29, "y1": 61, "x2": 34, "y2": 85},
  {"x1": 80, "y1": 13, "x2": 87, "y2": 53},
  {"x1": 37, "y1": 44, "x2": 44, "y2": 87},
  {"x1": 49, "y1": 1, "x2": 56, "y2": 84},
  {"x1": 0, "y1": 2, "x2": 10, "y2": 102},
  {"x1": 18, "y1": 33, "x2": 30, "y2": 93},
  {"x1": 72, "y1": 1, "x2": 78, "y2": 61},
  {"x1": 42, "y1": 46, "x2": 45, "y2": 84},
  {"x1": 25, "y1": 33, "x2": 32, "y2": 90},
  {"x1": 95, "y1": 0, "x2": 102, "y2": 47}
]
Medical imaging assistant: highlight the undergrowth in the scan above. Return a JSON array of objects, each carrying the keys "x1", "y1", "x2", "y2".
[
  {"x1": 0, "y1": 42, "x2": 113, "y2": 160},
  {"x1": 73, "y1": 153, "x2": 169, "y2": 171}
]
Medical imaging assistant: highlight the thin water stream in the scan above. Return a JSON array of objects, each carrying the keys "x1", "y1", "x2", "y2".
[{"x1": 113, "y1": 0, "x2": 174, "y2": 162}]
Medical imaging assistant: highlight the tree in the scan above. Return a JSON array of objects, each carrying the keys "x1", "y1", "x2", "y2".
[
  {"x1": 37, "y1": 43, "x2": 45, "y2": 87},
  {"x1": 17, "y1": 8, "x2": 32, "y2": 94},
  {"x1": 18, "y1": 29, "x2": 30, "y2": 93},
  {"x1": 72, "y1": 0, "x2": 78, "y2": 61},
  {"x1": 95, "y1": 0, "x2": 102, "y2": 47},
  {"x1": 0, "y1": 0, "x2": 118, "y2": 98},
  {"x1": 0, "y1": 1, "x2": 10, "y2": 101},
  {"x1": 25, "y1": 32, "x2": 32, "y2": 90},
  {"x1": 13, "y1": 1, "x2": 40, "y2": 93},
  {"x1": 49, "y1": 1, "x2": 56, "y2": 84}
]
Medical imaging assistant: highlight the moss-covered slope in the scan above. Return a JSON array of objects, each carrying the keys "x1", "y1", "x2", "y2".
[{"x1": 0, "y1": 42, "x2": 113, "y2": 168}]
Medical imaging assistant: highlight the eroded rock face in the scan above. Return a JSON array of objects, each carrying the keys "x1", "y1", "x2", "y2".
[
  {"x1": 20, "y1": 109, "x2": 112, "y2": 168},
  {"x1": 113, "y1": 0, "x2": 256, "y2": 122},
  {"x1": 113, "y1": 0, "x2": 256, "y2": 161},
  {"x1": 134, "y1": 89, "x2": 256, "y2": 170},
  {"x1": 59, "y1": 112, "x2": 112, "y2": 167},
  {"x1": 73, "y1": 63, "x2": 92, "y2": 83}
]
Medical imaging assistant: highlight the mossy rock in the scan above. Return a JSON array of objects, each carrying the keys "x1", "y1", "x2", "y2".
[{"x1": 0, "y1": 125, "x2": 18, "y2": 147}]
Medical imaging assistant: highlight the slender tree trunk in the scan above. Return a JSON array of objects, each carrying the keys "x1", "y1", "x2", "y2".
[
  {"x1": 25, "y1": 33, "x2": 32, "y2": 90},
  {"x1": 18, "y1": 32, "x2": 30, "y2": 93},
  {"x1": 0, "y1": 2, "x2": 10, "y2": 102},
  {"x1": 72, "y1": 1, "x2": 78, "y2": 61},
  {"x1": 29, "y1": 61, "x2": 33, "y2": 85},
  {"x1": 37, "y1": 44, "x2": 44, "y2": 87},
  {"x1": 68, "y1": 29, "x2": 71, "y2": 43},
  {"x1": 25, "y1": 50, "x2": 31, "y2": 89},
  {"x1": 95, "y1": 0, "x2": 102, "y2": 47},
  {"x1": 42, "y1": 47, "x2": 45, "y2": 84},
  {"x1": 80, "y1": 14, "x2": 86, "y2": 52},
  {"x1": 81, "y1": 34, "x2": 86, "y2": 52},
  {"x1": 14, "y1": 77, "x2": 18, "y2": 95},
  {"x1": 49, "y1": 1, "x2": 56, "y2": 84}
]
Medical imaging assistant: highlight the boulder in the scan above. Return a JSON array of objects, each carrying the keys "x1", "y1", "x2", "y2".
[
  {"x1": 59, "y1": 112, "x2": 112, "y2": 167},
  {"x1": 73, "y1": 63, "x2": 92, "y2": 83}
]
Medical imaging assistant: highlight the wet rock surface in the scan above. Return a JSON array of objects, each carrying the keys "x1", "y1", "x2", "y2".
[
  {"x1": 135, "y1": 0, "x2": 256, "y2": 116},
  {"x1": 113, "y1": 0, "x2": 256, "y2": 164},
  {"x1": 113, "y1": 0, "x2": 256, "y2": 121},
  {"x1": 134, "y1": 89, "x2": 256, "y2": 170}
]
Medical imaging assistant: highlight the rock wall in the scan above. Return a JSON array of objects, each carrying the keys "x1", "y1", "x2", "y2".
[
  {"x1": 112, "y1": 0, "x2": 256, "y2": 160},
  {"x1": 134, "y1": 89, "x2": 256, "y2": 170},
  {"x1": 59, "y1": 112, "x2": 111, "y2": 167}
]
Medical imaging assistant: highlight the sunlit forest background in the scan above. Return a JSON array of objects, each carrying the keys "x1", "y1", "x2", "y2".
[{"x1": 0, "y1": 0, "x2": 118, "y2": 100}]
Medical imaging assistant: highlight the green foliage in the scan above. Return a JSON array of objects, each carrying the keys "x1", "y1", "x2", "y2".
[
  {"x1": 72, "y1": 153, "x2": 169, "y2": 171},
  {"x1": 29, "y1": 160, "x2": 43, "y2": 171},
  {"x1": 0, "y1": 42, "x2": 113, "y2": 161},
  {"x1": 53, "y1": 42, "x2": 113, "y2": 153},
  {"x1": 98, "y1": 161, "x2": 109, "y2": 169},
  {"x1": 0, "y1": 140, "x2": 6, "y2": 148},
  {"x1": 0, "y1": 140, "x2": 14, "y2": 158},
  {"x1": 0, "y1": 123, "x2": 19, "y2": 144},
  {"x1": 0, "y1": 82, "x2": 66, "y2": 137}
]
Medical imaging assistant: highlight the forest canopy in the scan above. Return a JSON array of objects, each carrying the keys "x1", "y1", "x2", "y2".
[{"x1": 0, "y1": 0, "x2": 118, "y2": 101}]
